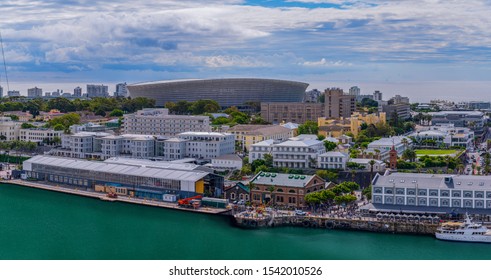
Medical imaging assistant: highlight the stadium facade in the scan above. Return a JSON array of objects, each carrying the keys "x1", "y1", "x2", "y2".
[{"x1": 127, "y1": 78, "x2": 309, "y2": 108}]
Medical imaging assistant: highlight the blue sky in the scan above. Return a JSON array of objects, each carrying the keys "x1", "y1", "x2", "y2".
[{"x1": 1, "y1": 0, "x2": 491, "y2": 101}]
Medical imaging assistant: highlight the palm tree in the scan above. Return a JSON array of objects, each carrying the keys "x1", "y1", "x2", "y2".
[{"x1": 369, "y1": 159, "x2": 376, "y2": 183}]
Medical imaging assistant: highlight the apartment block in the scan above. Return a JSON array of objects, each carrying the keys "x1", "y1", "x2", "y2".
[
  {"x1": 123, "y1": 108, "x2": 211, "y2": 136},
  {"x1": 324, "y1": 88, "x2": 356, "y2": 119},
  {"x1": 261, "y1": 102, "x2": 324, "y2": 124}
]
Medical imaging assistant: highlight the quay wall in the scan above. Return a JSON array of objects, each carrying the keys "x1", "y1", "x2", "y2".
[{"x1": 233, "y1": 215, "x2": 438, "y2": 235}]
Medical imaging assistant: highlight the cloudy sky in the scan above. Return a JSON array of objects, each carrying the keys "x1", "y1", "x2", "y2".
[{"x1": 1, "y1": 0, "x2": 491, "y2": 101}]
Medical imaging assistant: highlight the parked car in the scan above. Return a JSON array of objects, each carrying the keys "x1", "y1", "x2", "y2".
[{"x1": 295, "y1": 210, "x2": 306, "y2": 216}]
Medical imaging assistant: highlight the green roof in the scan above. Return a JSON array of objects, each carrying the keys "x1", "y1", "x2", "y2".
[{"x1": 251, "y1": 172, "x2": 314, "y2": 188}]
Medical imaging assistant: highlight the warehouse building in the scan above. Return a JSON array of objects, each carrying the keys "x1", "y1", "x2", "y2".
[{"x1": 23, "y1": 155, "x2": 224, "y2": 200}]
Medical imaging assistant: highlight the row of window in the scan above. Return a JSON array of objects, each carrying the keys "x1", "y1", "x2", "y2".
[
  {"x1": 373, "y1": 195, "x2": 491, "y2": 208},
  {"x1": 374, "y1": 187, "x2": 491, "y2": 198}
]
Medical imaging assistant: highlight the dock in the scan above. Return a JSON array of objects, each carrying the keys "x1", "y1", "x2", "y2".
[
  {"x1": 8, "y1": 180, "x2": 232, "y2": 215},
  {"x1": 234, "y1": 212, "x2": 438, "y2": 235}
]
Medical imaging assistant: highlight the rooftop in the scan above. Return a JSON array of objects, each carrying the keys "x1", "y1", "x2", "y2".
[
  {"x1": 211, "y1": 154, "x2": 242, "y2": 161},
  {"x1": 252, "y1": 172, "x2": 316, "y2": 188},
  {"x1": 227, "y1": 125, "x2": 291, "y2": 136},
  {"x1": 25, "y1": 156, "x2": 209, "y2": 182},
  {"x1": 274, "y1": 139, "x2": 323, "y2": 147}
]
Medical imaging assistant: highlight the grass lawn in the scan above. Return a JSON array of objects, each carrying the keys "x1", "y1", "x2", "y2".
[{"x1": 415, "y1": 149, "x2": 458, "y2": 156}]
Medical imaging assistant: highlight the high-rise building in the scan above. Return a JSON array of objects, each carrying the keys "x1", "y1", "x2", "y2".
[
  {"x1": 86, "y1": 84, "x2": 109, "y2": 98},
  {"x1": 0, "y1": 86, "x2": 3, "y2": 98},
  {"x1": 390, "y1": 94, "x2": 409, "y2": 104},
  {"x1": 349, "y1": 86, "x2": 360, "y2": 96},
  {"x1": 114, "y1": 82, "x2": 128, "y2": 97},
  {"x1": 7, "y1": 90, "x2": 20, "y2": 97},
  {"x1": 324, "y1": 88, "x2": 356, "y2": 119},
  {"x1": 373, "y1": 90, "x2": 383, "y2": 101},
  {"x1": 28, "y1": 87, "x2": 43, "y2": 98},
  {"x1": 73, "y1": 86, "x2": 82, "y2": 97},
  {"x1": 261, "y1": 102, "x2": 324, "y2": 124}
]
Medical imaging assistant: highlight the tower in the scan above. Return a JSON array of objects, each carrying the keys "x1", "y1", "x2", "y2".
[{"x1": 389, "y1": 145, "x2": 398, "y2": 169}]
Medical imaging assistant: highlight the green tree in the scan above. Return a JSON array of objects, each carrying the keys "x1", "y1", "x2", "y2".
[
  {"x1": 263, "y1": 154, "x2": 273, "y2": 168},
  {"x1": 109, "y1": 109, "x2": 124, "y2": 117},
  {"x1": 402, "y1": 149, "x2": 417, "y2": 162},
  {"x1": 21, "y1": 123, "x2": 36, "y2": 129},
  {"x1": 362, "y1": 186, "x2": 372, "y2": 200},
  {"x1": 324, "y1": 141, "x2": 337, "y2": 151},
  {"x1": 298, "y1": 121, "x2": 318, "y2": 135}
]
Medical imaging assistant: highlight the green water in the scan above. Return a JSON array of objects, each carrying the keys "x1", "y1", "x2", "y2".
[{"x1": 1, "y1": 183, "x2": 491, "y2": 260}]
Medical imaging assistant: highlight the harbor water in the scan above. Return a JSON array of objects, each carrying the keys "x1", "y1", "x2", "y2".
[{"x1": 0, "y1": 183, "x2": 490, "y2": 260}]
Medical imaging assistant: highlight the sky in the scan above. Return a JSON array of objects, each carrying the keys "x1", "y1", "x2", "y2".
[{"x1": 1, "y1": 0, "x2": 491, "y2": 102}]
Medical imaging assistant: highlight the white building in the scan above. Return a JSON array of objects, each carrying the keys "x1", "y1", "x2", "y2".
[
  {"x1": 410, "y1": 125, "x2": 474, "y2": 149},
  {"x1": 57, "y1": 132, "x2": 112, "y2": 159},
  {"x1": 177, "y1": 132, "x2": 235, "y2": 160},
  {"x1": 27, "y1": 87, "x2": 43, "y2": 98},
  {"x1": 0, "y1": 117, "x2": 20, "y2": 141},
  {"x1": 317, "y1": 151, "x2": 348, "y2": 170},
  {"x1": 87, "y1": 84, "x2": 109, "y2": 98},
  {"x1": 19, "y1": 128, "x2": 63, "y2": 145},
  {"x1": 349, "y1": 158, "x2": 386, "y2": 172},
  {"x1": 208, "y1": 154, "x2": 243, "y2": 170},
  {"x1": 115, "y1": 83, "x2": 128, "y2": 97},
  {"x1": 371, "y1": 173, "x2": 491, "y2": 211},
  {"x1": 272, "y1": 139, "x2": 326, "y2": 169},
  {"x1": 73, "y1": 86, "x2": 82, "y2": 97},
  {"x1": 123, "y1": 108, "x2": 211, "y2": 136},
  {"x1": 249, "y1": 139, "x2": 274, "y2": 163},
  {"x1": 367, "y1": 136, "x2": 412, "y2": 156},
  {"x1": 7, "y1": 90, "x2": 20, "y2": 97}
]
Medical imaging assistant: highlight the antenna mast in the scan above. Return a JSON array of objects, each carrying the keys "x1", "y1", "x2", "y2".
[{"x1": 0, "y1": 30, "x2": 10, "y2": 92}]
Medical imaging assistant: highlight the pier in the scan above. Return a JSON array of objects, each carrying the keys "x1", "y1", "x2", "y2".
[
  {"x1": 233, "y1": 212, "x2": 438, "y2": 235},
  {"x1": 8, "y1": 180, "x2": 231, "y2": 215}
]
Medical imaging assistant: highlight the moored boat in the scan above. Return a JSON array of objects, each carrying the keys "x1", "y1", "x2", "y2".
[{"x1": 436, "y1": 214, "x2": 491, "y2": 243}]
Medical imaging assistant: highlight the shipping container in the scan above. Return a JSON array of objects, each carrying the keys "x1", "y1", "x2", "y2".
[
  {"x1": 201, "y1": 197, "x2": 228, "y2": 208},
  {"x1": 163, "y1": 194, "x2": 177, "y2": 202}
]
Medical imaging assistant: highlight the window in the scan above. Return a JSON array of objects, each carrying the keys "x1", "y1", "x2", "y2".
[
  {"x1": 463, "y1": 191, "x2": 472, "y2": 198},
  {"x1": 452, "y1": 200, "x2": 461, "y2": 207},
  {"x1": 407, "y1": 189, "x2": 416, "y2": 196},
  {"x1": 385, "y1": 188, "x2": 393, "y2": 194},
  {"x1": 440, "y1": 191, "x2": 449, "y2": 197},
  {"x1": 418, "y1": 190, "x2": 427, "y2": 196},
  {"x1": 441, "y1": 199, "x2": 449, "y2": 206},
  {"x1": 452, "y1": 191, "x2": 461, "y2": 197},
  {"x1": 396, "y1": 188, "x2": 405, "y2": 195},
  {"x1": 373, "y1": 188, "x2": 382, "y2": 194},
  {"x1": 429, "y1": 190, "x2": 438, "y2": 196}
]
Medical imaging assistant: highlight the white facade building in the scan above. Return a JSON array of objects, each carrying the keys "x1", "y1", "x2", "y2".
[
  {"x1": 372, "y1": 173, "x2": 491, "y2": 211},
  {"x1": 317, "y1": 152, "x2": 348, "y2": 170},
  {"x1": 410, "y1": 125, "x2": 474, "y2": 149},
  {"x1": 123, "y1": 108, "x2": 211, "y2": 136},
  {"x1": 249, "y1": 139, "x2": 274, "y2": 163},
  {"x1": 0, "y1": 117, "x2": 20, "y2": 141},
  {"x1": 367, "y1": 136, "x2": 412, "y2": 156},
  {"x1": 209, "y1": 154, "x2": 243, "y2": 170},
  {"x1": 349, "y1": 158, "x2": 386, "y2": 172},
  {"x1": 272, "y1": 139, "x2": 326, "y2": 169},
  {"x1": 176, "y1": 132, "x2": 235, "y2": 160},
  {"x1": 19, "y1": 128, "x2": 63, "y2": 145}
]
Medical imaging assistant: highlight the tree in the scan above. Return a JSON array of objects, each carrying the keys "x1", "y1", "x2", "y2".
[
  {"x1": 109, "y1": 109, "x2": 124, "y2": 117},
  {"x1": 362, "y1": 185, "x2": 372, "y2": 200},
  {"x1": 337, "y1": 181, "x2": 360, "y2": 191},
  {"x1": 53, "y1": 124, "x2": 65, "y2": 131},
  {"x1": 298, "y1": 121, "x2": 318, "y2": 135},
  {"x1": 316, "y1": 169, "x2": 338, "y2": 181},
  {"x1": 324, "y1": 141, "x2": 337, "y2": 151},
  {"x1": 263, "y1": 154, "x2": 273, "y2": 168},
  {"x1": 95, "y1": 108, "x2": 106, "y2": 117},
  {"x1": 21, "y1": 123, "x2": 36, "y2": 129},
  {"x1": 402, "y1": 149, "x2": 417, "y2": 162},
  {"x1": 369, "y1": 159, "x2": 376, "y2": 182}
]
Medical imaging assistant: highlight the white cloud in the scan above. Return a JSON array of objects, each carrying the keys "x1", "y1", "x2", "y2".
[{"x1": 301, "y1": 58, "x2": 352, "y2": 67}]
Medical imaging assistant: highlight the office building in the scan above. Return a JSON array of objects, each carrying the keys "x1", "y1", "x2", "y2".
[
  {"x1": 7, "y1": 90, "x2": 20, "y2": 97},
  {"x1": 87, "y1": 84, "x2": 109, "y2": 98},
  {"x1": 227, "y1": 124, "x2": 293, "y2": 152},
  {"x1": 114, "y1": 83, "x2": 128, "y2": 97},
  {"x1": 349, "y1": 86, "x2": 360, "y2": 96},
  {"x1": 431, "y1": 111, "x2": 485, "y2": 132},
  {"x1": 261, "y1": 102, "x2": 324, "y2": 124},
  {"x1": 373, "y1": 90, "x2": 383, "y2": 101},
  {"x1": 73, "y1": 87, "x2": 82, "y2": 97},
  {"x1": 0, "y1": 117, "x2": 21, "y2": 141},
  {"x1": 123, "y1": 108, "x2": 211, "y2": 136},
  {"x1": 28, "y1": 87, "x2": 43, "y2": 98},
  {"x1": 324, "y1": 88, "x2": 356, "y2": 119}
]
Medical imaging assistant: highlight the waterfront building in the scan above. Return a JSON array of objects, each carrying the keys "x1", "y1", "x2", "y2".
[
  {"x1": 317, "y1": 151, "x2": 348, "y2": 170},
  {"x1": 114, "y1": 82, "x2": 128, "y2": 97},
  {"x1": 250, "y1": 172, "x2": 325, "y2": 208},
  {"x1": 272, "y1": 139, "x2": 326, "y2": 169},
  {"x1": 23, "y1": 155, "x2": 224, "y2": 199},
  {"x1": 19, "y1": 128, "x2": 63, "y2": 145},
  {"x1": 367, "y1": 136, "x2": 412, "y2": 156},
  {"x1": 260, "y1": 102, "x2": 324, "y2": 124},
  {"x1": 86, "y1": 84, "x2": 109, "y2": 98},
  {"x1": 371, "y1": 172, "x2": 491, "y2": 212},
  {"x1": 227, "y1": 124, "x2": 293, "y2": 152},
  {"x1": 127, "y1": 78, "x2": 308, "y2": 108},
  {"x1": 324, "y1": 88, "x2": 356, "y2": 119},
  {"x1": 223, "y1": 182, "x2": 249, "y2": 202},
  {"x1": 0, "y1": 117, "x2": 21, "y2": 141},
  {"x1": 27, "y1": 87, "x2": 43, "y2": 98},
  {"x1": 123, "y1": 108, "x2": 211, "y2": 136},
  {"x1": 101, "y1": 134, "x2": 156, "y2": 159},
  {"x1": 430, "y1": 111, "x2": 485, "y2": 132}
]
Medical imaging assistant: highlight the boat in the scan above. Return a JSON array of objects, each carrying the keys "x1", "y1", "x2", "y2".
[{"x1": 435, "y1": 214, "x2": 491, "y2": 243}]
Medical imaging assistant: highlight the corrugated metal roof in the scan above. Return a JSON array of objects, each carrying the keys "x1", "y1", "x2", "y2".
[
  {"x1": 26, "y1": 156, "x2": 208, "y2": 182},
  {"x1": 373, "y1": 172, "x2": 491, "y2": 190}
]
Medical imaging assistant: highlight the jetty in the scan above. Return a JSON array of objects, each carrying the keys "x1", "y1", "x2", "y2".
[
  {"x1": 8, "y1": 180, "x2": 231, "y2": 215},
  {"x1": 233, "y1": 211, "x2": 438, "y2": 235}
]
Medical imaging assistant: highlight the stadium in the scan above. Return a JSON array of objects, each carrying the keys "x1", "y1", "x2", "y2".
[{"x1": 127, "y1": 78, "x2": 309, "y2": 108}]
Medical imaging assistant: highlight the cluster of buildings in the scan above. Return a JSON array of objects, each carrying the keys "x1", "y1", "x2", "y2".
[
  {"x1": 0, "y1": 116, "x2": 63, "y2": 143},
  {"x1": 0, "y1": 83, "x2": 128, "y2": 99}
]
